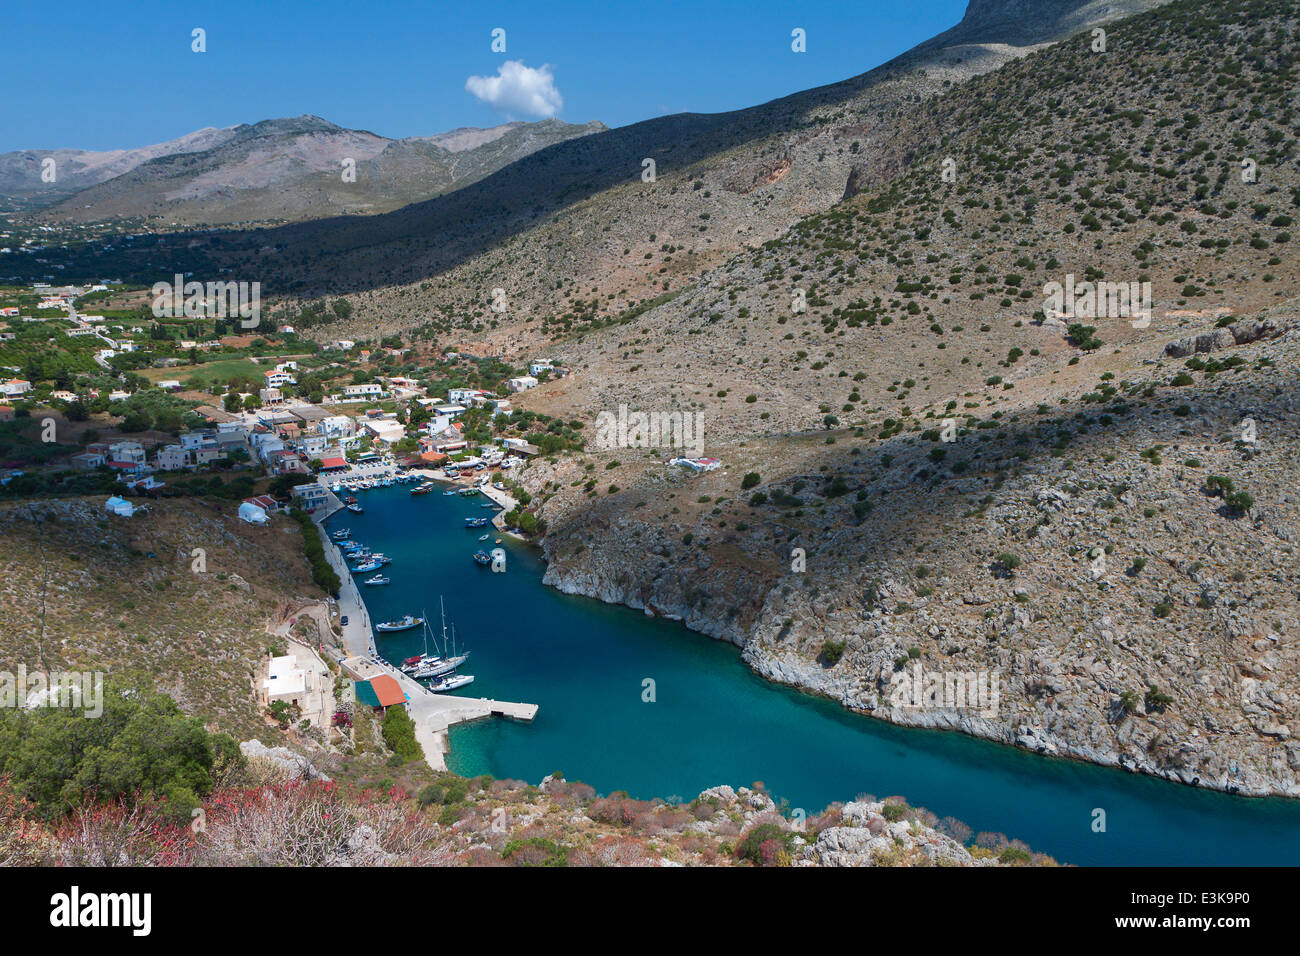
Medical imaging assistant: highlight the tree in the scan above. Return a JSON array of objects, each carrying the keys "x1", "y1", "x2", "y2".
[
  {"x1": 0, "y1": 686, "x2": 240, "y2": 819},
  {"x1": 381, "y1": 706, "x2": 422, "y2": 762}
]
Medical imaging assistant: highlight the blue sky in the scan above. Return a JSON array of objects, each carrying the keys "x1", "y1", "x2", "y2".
[{"x1": 6, "y1": 0, "x2": 968, "y2": 151}]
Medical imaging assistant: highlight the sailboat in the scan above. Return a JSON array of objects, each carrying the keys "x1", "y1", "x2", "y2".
[
  {"x1": 420, "y1": 599, "x2": 472, "y2": 690},
  {"x1": 403, "y1": 611, "x2": 456, "y2": 677}
]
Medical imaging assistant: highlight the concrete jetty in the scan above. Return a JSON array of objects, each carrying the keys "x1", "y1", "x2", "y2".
[{"x1": 309, "y1": 480, "x2": 538, "y2": 771}]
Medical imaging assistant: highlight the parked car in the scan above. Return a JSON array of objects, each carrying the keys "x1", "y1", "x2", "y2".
[{"x1": 341, "y1": 615, "x2": 349, "y2": 626}]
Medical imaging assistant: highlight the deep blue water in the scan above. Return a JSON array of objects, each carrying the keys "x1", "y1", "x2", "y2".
[{"x1": 328, "y1": 484, "x2": 1300, "y2": 865}]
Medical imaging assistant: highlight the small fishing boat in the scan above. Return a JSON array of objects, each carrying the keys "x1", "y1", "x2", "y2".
[
  {"x1": 376, "y1": 615, "x2": 422, "y2": 633},
  {"x1": 478, "y1": 533, "x2": 490, "y2": 541},
  {"x1": 442, "y1": 489, "x2": 458, "y2": 496},
  {"x1": 410, "y1": 482, "x2": 432, "y2": 496},
  {"x1": 330, "y1": 529, "x2": 351, "y2": 540},
  {"x1": 464, "y1": 516, "x2": 490, "y2": 528},
  {"x1": 459, "y1": 487, "x2": 479, "y2": 497},
  {"x1": 363, "y1": 575, "x2": 390, "y2": 586},
  {"x1": 344, "y1": 495, "x2": 357, "y2": 504},
  {"x1": 346, "y1": 503, "x2": 363, "y2": 514},
  {"x1": 473, "y1": 550, "x2": 491, "y2": 566},
  {"x1": 350, "y1": 560, "x2": 382, "y2": 573}
]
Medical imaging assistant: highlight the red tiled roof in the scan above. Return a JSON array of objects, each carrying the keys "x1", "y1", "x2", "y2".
[
  {"x1": 319, "y1": 457, "x2": 347, "y2": 469},
  {"x1": 368, "y1": 675, "x2": 406, "y2": 708}
]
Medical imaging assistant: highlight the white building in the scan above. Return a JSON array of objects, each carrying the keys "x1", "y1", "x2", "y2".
[
  {"x1": 108, "y1": 441, "x2": 147, "y2": 467},
  {"x1": 506, "y1": 376, "x2": 538, "y2": 393},
  {"x1": 363, "y1": 419, "x2": 407, "y2": 445},
  {"x1": 448, "y1": 388, "x2": 487, "y2": 405},
  {"x1": 342, "y1": 383, "x2": 383, "y2": 400},
  {"x1": 238, "y1": 501, "x2": 270, "y2": 525},
  {"x1": 261, "y1": 654, "x2": 308, "y2": 706},
  {"x1": 104, "y1": 496, "x2": 137, "y2": 517}
]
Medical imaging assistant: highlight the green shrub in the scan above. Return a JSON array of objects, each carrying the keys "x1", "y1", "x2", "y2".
[{"x1": 380, "y1": 706, "x2": 423, "y2": 762}]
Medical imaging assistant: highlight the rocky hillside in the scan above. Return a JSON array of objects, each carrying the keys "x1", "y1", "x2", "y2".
[
  {"x1": 3, "y1": 1, "x2": 1173, "y2": 319},
  {"x1": 0, "y1": 496, "x2": 319, "y2": 739},
  {"x1": 13, "y1": 116, "x2": 605, "y2": 227},
  {"x1": 0, "y1": 126, "x2": 239, "y2": 209},
  {"x1": 505, "y1": 0, "x2": 1300, "y2": 796}
]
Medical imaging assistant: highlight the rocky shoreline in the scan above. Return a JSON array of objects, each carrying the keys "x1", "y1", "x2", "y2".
[{"x1": 539, "y1": 547, "x2": 1298, "y2": 799}]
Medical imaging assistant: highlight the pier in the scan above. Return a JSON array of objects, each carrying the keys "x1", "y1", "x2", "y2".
[{"x1": 311, "y1": 483, "x2": 538, "y2": 771}]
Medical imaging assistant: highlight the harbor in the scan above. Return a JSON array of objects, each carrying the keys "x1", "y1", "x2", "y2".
[
  {"x1": 311, "y1": 481, "x2": 1300, "y2": 866},
  {"x1": 311, "y1": 471, "x2": 536, "y2": 771}
]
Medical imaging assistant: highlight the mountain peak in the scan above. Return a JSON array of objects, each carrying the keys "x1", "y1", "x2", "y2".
[{"x1": 920, "y1": 0, "x2": 1169, "y2": 49}]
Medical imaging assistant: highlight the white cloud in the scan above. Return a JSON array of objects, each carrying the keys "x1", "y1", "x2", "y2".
[{"x1": 465, "y1": 60, "x2": 563, "y2": 118}]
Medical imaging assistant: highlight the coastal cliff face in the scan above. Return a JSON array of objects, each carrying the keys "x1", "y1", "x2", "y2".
[{"x1": 518, "y1": 306, "x2": 1300, "y2": 799}]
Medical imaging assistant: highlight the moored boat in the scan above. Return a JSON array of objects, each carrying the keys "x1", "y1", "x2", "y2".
[
  {"x1": 427, "y1": 673, "x2": 474, "y2": 693},
  {"x1": 376, "y1": 614, "x2": 422, "y2": 633},
  {"x1": 473, "y1": 550, "x2": 491, "y2": 565},
  {"x1": 363, "y1": 574, "x2": 390, "y2": 586},
  {"x1": 346, "y1": 503, "x2": 363, "y2": 514}
]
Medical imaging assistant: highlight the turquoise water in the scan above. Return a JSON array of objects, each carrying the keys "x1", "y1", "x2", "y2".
[{"x1": 329, "y1": 484, "x2": 1300, "y2": 865}]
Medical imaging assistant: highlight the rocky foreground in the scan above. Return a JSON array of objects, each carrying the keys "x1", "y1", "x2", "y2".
[{"x1": 2, "y1": 746, "x2": 1049, "y2": 866}]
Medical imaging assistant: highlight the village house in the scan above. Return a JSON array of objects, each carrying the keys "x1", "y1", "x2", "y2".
[
  {"x1": 69, "y1": 450, "x2": 104, "y2": 470},
  {"x1": 424, "y1": 424, "x2": 468, "y2": 455},
  {"x1": 193, "y1": 442, "x2": 226, "y2": 466},
  {"x1": 506, "y1": 375, "x2": 538, "y2": 393},
  {"x1": 317, "y1": 415, "x2": 356, "y2": 440},
  {"x1": 107, "y1": 441, "x2": 148, "y2": 468},
  {"x1": 447, "y1": 387, "x2": 489, "y2": 405},
  {"x1": 0, "y1": 379, "x2": 31, "y2": 398},
  {"x1": 291, "y1": 482, "x2": 329, "y2": 513},
  {"x1": 295, "y1": 434, "x2": 327, "y2": 458},
  {"x1": 342, "y1": 383, "x2": 383, "y2": 401},
  {"x1": 154, "y1": 445, "x2": 190, "y2": 471},
  {"x1": 264, "y1": 368, "x2": 295, "y2": 389},
  {"x1": 363, "y1": 418, "x2": 407, "y2": 445}
]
